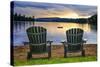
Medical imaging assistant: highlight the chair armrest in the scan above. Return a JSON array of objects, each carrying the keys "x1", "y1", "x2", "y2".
[
  {"x1": 47, "y1": 40, "x2": 53, "y2": 46},
  {"x1": 47, "y1": 40, "x2": 53, "y2": 43},
  {"x1": 23, "y1": 42, "x2": 30, "y2": 45},
  {"x1": 61, "y1": 40, "x2": 67, "y2": 44},
  {"x1": 82, "y1": 39, "x2": 87, "y2": 43},
  {"x1": 61, "y1": 41, "x2": 68, "y2": 47}
]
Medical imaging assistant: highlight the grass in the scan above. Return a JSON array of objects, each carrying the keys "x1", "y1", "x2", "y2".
[{"x1": 14, "y1": 56, "x2": 97, "y2": 66}]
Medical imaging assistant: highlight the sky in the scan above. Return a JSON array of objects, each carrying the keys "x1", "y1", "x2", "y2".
[{"x1": 13, "y1": 1, "x2": 97, "y2": 18}]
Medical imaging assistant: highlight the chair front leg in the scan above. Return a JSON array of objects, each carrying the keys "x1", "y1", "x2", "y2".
[
  {"x1": 27, "y1": 51, "x2": 32, "y2": 60},
  {"x1": 81, "y1": 39, "x2": 87, "y2": 57},
  {"x1": 82, "y1": 49, "x2": 85, "y2": 57},
  {"x1": 64, "y1": 44, "x2": 67, "y2": 58},
  {"x1": 61, "y1": 41, "x2": 68, "y2": 58},
  {"x1": 47, "y1": 41, "x2": 53, "y2": 58}
]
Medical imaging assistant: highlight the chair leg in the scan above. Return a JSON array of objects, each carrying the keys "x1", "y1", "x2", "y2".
[
  {"x1": 47, "y1": 41, "x2": 52, "y2": 59},
  {"x1": 48, "y1": 45, "x2": 51, "y2": 59},
  {"x1": 27, "y1": 52, "x2": 32, "y2": 60},
  {"x1": 64, "y1": 45, "x2": 67, "y2": 58},
  {"x1": 82, "y1": 50, "x2": 85, "y2": 57}
]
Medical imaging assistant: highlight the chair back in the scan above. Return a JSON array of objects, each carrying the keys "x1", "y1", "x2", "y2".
[
  {"x1": 66, "y1": 28, "x2": 84, "y2": 51},
  {"x1": 26, "y1": 26, "x2": 47, "y2": 53}
]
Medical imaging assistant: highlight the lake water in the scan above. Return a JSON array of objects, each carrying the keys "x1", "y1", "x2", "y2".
[{"x1": 13, "y1": 21, "x2": 97, "y2": 46}]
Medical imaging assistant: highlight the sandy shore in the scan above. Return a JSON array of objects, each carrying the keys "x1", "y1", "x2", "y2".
[{"x1": 13, "y1": 44, "x2": 97, "y2": 60}]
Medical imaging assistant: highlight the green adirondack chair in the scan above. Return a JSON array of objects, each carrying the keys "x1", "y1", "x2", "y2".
[
  {"x1": 26, "y1": 26, "x2": 53, "y2": 59},
  {"x1": 61, "y1": 28, "x2": 87, "y2": 58}
]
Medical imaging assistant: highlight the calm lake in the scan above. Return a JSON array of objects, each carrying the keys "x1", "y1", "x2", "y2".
[{"x1": 13, "y1": 21, "x2": 97, "y2": 46}]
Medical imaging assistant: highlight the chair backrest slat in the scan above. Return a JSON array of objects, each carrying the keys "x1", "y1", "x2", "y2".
[
  {"x1": 66, "y1": 28, "x2": 83, "y2": 44},
  {"x1": 66, "y1": 28, "x2": 84, "y2": 51},
  {"x1": 26, "y1": 26, "x2": 47, "y2": 44}
]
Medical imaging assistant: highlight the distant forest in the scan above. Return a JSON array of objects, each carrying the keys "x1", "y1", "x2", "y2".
[
  {"x1": 35, "y1": 17, "x2": 87, "y2": 23},
  {"x1": 35, "y1": 14, "x2": 97, "y2": 24},
  {"x1": 13, "y1": 13, "x2": 34, "y2": 21},
  {"x1": 12, "y1": 13, "x2": 97, "y2": 25},
  {"x1": 88, "y1": 14, "x2": 97, "y2": 25}
]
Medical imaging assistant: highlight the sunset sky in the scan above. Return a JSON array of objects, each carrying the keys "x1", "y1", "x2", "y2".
[{"x1": 13, "y1": 1, "x2": 97, "y2": 18}]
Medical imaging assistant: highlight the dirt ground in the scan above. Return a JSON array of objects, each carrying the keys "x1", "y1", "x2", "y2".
[{"x1": 13, "y1": 44, "x2": 97, "y2": 60}]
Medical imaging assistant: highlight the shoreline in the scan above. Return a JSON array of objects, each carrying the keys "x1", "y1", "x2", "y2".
[
  {"x1": 13, "y1": 44, "x2": 97, "y2": 60},
  {"x1": 13, "y1": 43, "x2": 97, "y2": 47}
]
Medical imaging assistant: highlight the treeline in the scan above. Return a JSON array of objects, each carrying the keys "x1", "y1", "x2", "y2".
[
  {"x1": 35, "y1": 17, "x2": 87, "y2": 23},
  {"x1": 88, "y1": 14, "x2": 97, "y2": 25},
  {"x1": 13, "y1": 13, "x2": 34, "y2": 21},
  {"x1": 73, "y1": 18, "x2": 87, "y2": 23}
]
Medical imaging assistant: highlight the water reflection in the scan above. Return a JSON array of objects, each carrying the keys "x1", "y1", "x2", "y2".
[
  {"x1": 34, "y1": 22, "x2": 97, "y2": 44},
  {"x1": 34, "y1": 22, "x2": 91, "y2": 36},
  {"x1": 13, "y1": 21, "x2": 34, "y2": 32},
  {"x1": 13, "y1": 21, "x2": 97, "y2": 46},
  {"x1": 89, "y1": 24, "x2": 97, "y2": 32}
]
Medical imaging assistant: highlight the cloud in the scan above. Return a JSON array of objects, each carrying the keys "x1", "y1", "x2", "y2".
[{"x1": 13, "y1": 1, "x2": 97, "y2": 18}]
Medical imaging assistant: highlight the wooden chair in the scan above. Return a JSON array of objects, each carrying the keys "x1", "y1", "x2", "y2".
[
  {"x1": 26, "y1": 26, "x2": 53, "y2": 59},
  {"x1": 61, "y1": 28, "x2": 87, "y2": 58}
]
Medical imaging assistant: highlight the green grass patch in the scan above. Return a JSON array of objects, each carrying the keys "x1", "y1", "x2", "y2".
[{"x1": 14, "y1": 56, "x2": 97, "y2": 66}]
